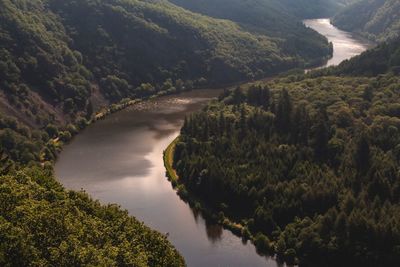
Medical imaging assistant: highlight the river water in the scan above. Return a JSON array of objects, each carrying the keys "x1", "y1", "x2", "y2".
[
  {"x1": 55, "y1": 19, "x2": 369, "y2": 267},
  {"x1": 304, "y1": 18, "x2": 371, "y2": 67}
]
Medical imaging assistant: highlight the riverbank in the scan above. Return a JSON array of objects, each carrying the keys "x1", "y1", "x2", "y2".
[
  {"x1": 48, "y1": 87, "x2": 197, "y2": 164},
  {"x1": 56, "y1": 88, "x2": 280, "y2": 267},
  {"x1": 163, "y1": 136, "x2": 245, "y2": 234},
  {"x1": 163, "y1": 137, "x2": 179, "y2": 186},
  {"x1": 163, "y1": 137, "x2": 276, "y2": 260},
  {"x1": 52, "y1": 17, "x2": 349, "y2": 166},
  {"x1": 303, "y1": 18, "x2": 371, "y2": 68},
  {"x1": 56, "y1": 17, "x2": 372, "y2": 267}
]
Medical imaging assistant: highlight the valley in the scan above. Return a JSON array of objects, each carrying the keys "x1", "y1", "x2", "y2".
[{"x1": 55, "y1": 19, "x2": 369, "y2": 267}]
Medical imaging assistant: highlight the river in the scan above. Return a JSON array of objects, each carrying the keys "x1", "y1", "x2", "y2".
[
  {"x1": 55, "y1": 19, "x2": 370, "y2": 266},
  {"x1": 304, "y1": 18, "x2": 371, "y2": 67}
]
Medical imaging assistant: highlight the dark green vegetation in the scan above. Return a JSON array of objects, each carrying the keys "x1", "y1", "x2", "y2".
[
  {"x1": 170, "y1": 0, "x2": 335, "y2": 66},
  {"x1": 48, "y1": 0, "x2": 297, "y2": 89},
  {"x1": 0, "y1": 0, "x2": 333, "y2": 265},
  {"x1": 333, "y1": 0, "x2": 400, "y2": 42},
  {"x1": 0, "y1": 167, "x2": 185, "y2": 266},
  {"x1": 0, "y1": 0, "x2": 333, "y2": 122},
  {"x1": 171, "y1": 0, "x2": 350, "y2": 21},
  {"x1": 276, "y1": 0, "x2": 350, "y2": 18},
  {"x1": 0, "y1": 0, "x2": 384, "y2": 265},
  {"x1": 0, "y1": 0, "x2": 335, "y2": 167},
  {"x1": 0, "y1": 102, "x2": 185, "y2": 265},
  {"x1": 173, "y1": 41, "x2": 400, "y2": 266}
]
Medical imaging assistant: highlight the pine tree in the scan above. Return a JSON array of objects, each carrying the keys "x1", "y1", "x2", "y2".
[
  {"x1": 275, "y1": 89, "x2": 292, "y2": 135},
  {"x1": 313, "y1": 111, "x2": 329, "y2": 162},
  {"x1": 355, "y1": 134, "x2": 370, "y2": 174}
]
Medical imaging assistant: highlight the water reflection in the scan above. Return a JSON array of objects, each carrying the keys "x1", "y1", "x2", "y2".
[
  {"x1": 205, "y1": 222, "x2": 223, "y2": 243},
  {"x1": 304, "y1": 18, "x2": 371, "y2": 67},
  {"x1": 56, "y1": 89, "x2": 280, "y2": 267},
  {"x1": 55, "y1": 19, "x2": 370, "y2": 267}
]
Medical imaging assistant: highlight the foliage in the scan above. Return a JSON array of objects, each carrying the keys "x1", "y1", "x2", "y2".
[
  {"x1": 170, "y1": 0, "x2": 335, "y2": 66},
  {"x1": 0, "y1": 0, "x2": 227, "y2": 264},
  {"x1": 0, "y1": 0, "x2": 335, "y2": 130},
  {"x1": 311, "y1": 37, "x2": 400, "y2": 77},
  {"x1": 174, "y1": 74, "x2": 400, "y2": 266},
  {"x1": 0, "y1": 167, "x2": 184, "y2": 266},
  {"x1": 171, "y1": 0, "x2": 350, "y2": 21},
  {"x1": 0, "y1": 110, "x2": 186, "y2": 265},
  {"x1": 333, "y1": 0, "x2": 400, "y2": 42},
  {"x1": 0, "y1": 0, "x2": 390, "y2": 265}
]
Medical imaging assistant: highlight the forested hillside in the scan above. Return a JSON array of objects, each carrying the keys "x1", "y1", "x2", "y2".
[
  {"x1": 172, "y1": 40, "x2": 400, "y2": 266},
  {"x1": 0, "y1": 0, "x2": 376, "y2": 265},
  {"x1": 0, "y1": 0, "x2": 333, "y2": 265},
  {"x1": 333, "y1": 0, "x2": 400, "y2": 42},
  {"x1": 170, "y1": 0, "x2": 335, "y2": 64},
  {"x1": 48, "y1": 0, "x2": 300, "y2": 88},
  {"x1": 278, "y1": 0, "x2": 348, "y2": 18},
  {"x1": 0, "y1": 0, "x2": 189, "y2": 264},
  {"x1": 0, "y1": 166, "x2": 185, "y2": 266},
  {"x1": 171, "y1": 0, "x2": 348, "y2": 21},
  {"x1": 0, "y1": 0, "x2": 333, "y2": 129},
  {"x1": 0, "y1": 0, "x2": 338, "y2": 167}
]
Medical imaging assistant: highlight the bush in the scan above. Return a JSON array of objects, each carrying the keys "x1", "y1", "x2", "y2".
[{"x1": 254, "y1": 233, "x2": 271, "y2": 253}]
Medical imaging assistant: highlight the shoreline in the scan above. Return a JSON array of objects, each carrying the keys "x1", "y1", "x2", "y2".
[
  {"x1": 163, "y1": 136, "x2": 278, "y2": 260},
  {"x1": 52, "y1": 16, "x2": 372, "y2": 266},
  {"x1": 50, "y1": 47, "x2": 336, "y2": 165}
]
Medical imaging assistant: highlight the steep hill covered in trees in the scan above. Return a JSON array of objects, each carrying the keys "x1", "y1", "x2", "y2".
[
  {"x1": 0, "y1": 0, "x2": 333, "y2": 136},
  {"x1": 172, "y1": 39, "x2": 400, "y2": 266},
  {"x1": 170, "y1": 0, "x2": 336, "y2": 64},
  {"x1": 0, "y1": 0, "x2": 357, "y2": 265},
  {"x1": 333, "y1": 0, "x2": 400, "y2": 42},
  {"x1": 171, "y1": 0, "x2": 349, "y2": 22},
  {"x1": 0, "y1": 0, "x2": 336, "y2": 170},
  {"x1": 0, "y1": 166, "x2": 185, "y2": 266},
  {"x1": 0, "y1": 0, "x2": 189, "y2": 265}
]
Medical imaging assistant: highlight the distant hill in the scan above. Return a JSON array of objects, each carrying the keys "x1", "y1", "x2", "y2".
[
  {"x1": 170, "y1": 0, "x2": 337, "y2": 63},
  {"x1": 170, "y1": 0, "x2": 348, "y2": 21},
  {"x1": 333, "y1": 0, "x2": 400, "y2": 42},
  {"x1": 0, "y1": 0, "x2": 336, "y2": 265},
  {"x1": 0, "y1": 0, "x2": 334, "y2": 129}
]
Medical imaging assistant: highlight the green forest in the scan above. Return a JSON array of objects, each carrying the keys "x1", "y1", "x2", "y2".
[
  {"x1": 1, "y1": 0, "x2": 399, "y2": 265},
  {"x1": 0, "y1": 166, "x2": 184, "y2": 266},
  {"x1": 0, "y1": 0, "x2": 329, "y2": 265},
  {"x1": 333, "y1": 0, "x2": 400, "y2": 42},
  {"x1": 173, "y1": 38, "x2": 400, "y2": 266},
  {"x1": 171, "y1": 0, "x2": 351, "y2": 22},
  {"x1": 0, "y1": 0, "x2": 333, "y2": 115},
  {"x1": 0, "y1": 0, "x2": 334, "y2": 169},
  {"x1": 170, "y1": 0, "x2": 336, "y2": 63}
]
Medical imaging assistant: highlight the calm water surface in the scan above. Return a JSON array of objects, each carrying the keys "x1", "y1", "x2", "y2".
[
  {"x1": 304, "y1": 18, "x2": 371, "y2": 67},
  {"x1": 56, "y1": 18, "x2": 369, "y2": 267},
  {"x1": 56, "y1": 89, "x2": 279, "y2": 267}
]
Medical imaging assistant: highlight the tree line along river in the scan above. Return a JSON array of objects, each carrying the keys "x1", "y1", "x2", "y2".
[{"x1": 55, "y1": 19, "x2": 370, "y2": 267}]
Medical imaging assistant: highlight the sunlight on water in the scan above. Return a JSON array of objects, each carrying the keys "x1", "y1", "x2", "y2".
[
  {"x1": 304, "y1": 18, "x2": 371, "y2": 67},
  {"x1": 56, "y1": 89, "x2": 280, "y2": 267},
  {"x1": 55, "y1": 19, "x2": 370, "y2": 267}
]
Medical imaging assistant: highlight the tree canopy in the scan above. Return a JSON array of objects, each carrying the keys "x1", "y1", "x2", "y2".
[
  {"x1": 173, "y1": 42, "x2": 400, "y2": 265},
  {"x1": 333, "y1": 0, "x2": 400, "y2": 42}
]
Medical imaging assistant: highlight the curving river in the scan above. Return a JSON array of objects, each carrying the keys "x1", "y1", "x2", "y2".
[
  {"x1": 304, "y1": 18, "x2": 371, "y2": 67},
  {"x1": 55, "y1": 19, "x2": 370, "y2": 266}
]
